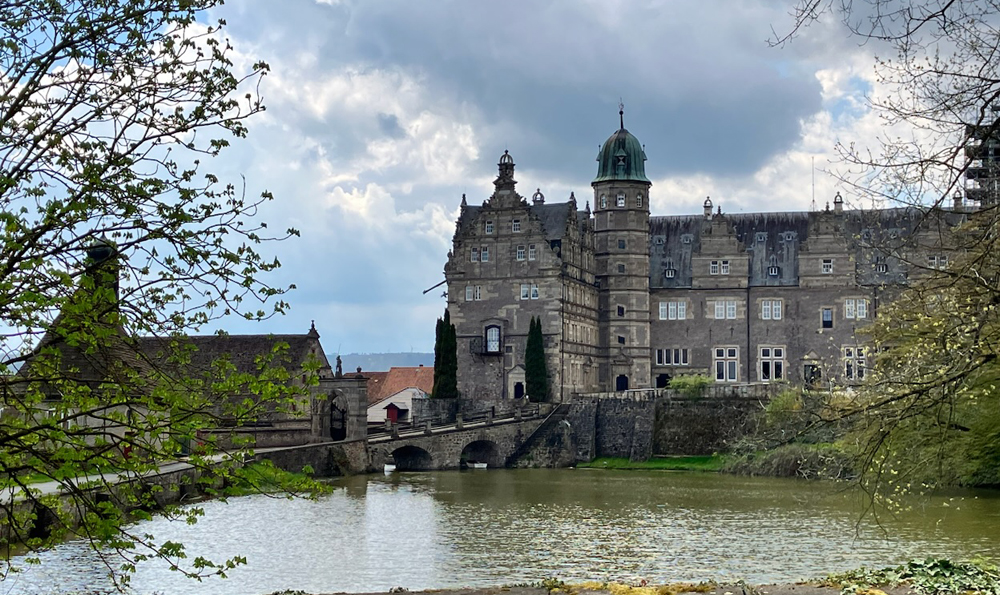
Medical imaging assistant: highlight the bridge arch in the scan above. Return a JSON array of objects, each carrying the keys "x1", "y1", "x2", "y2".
[
  {"x1": 460, "y1": 439, "x2": 502, "y2": 469},
  {"x1": 391, "y1": 445, "x2": 434, "y2": 471}
]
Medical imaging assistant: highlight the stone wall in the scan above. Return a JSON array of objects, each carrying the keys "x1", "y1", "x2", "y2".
[
  {"x1": 412, "y1": 398, "x2": 459, "y2": 425},
  {"x1": 592, "y1": 396, "x2": 655, "y2": 461},
  {"x1": 197, "y1": 426, "x2": 312, "y2": 450},
  {"x1": 653, "y1": 396, "x2": 762, "y2": 455},
  {"x1": 566, "y1": 399, "x2": 597, "y2": 462},
  {"x1": 256, "y1": 438, "x2": 369, "y2": 476}
]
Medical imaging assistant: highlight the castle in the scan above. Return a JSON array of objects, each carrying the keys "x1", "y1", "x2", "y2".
[{"x1": 443, "y1": 110, "x2": 982, "y2": 402}]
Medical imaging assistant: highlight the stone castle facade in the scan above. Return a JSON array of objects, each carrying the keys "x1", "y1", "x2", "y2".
[{"x1": 443, "y1": 112, "x2": 979, "y2": 402}]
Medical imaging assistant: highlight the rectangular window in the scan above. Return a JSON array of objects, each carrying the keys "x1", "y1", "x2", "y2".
[
  {"x1": 471, "y1": 248, "x2": 479, "y2": 262},
  {"x1": 759, "y1": 346, "x2": 785, "y2": 382},
  {"x1": 485, "y1": 326, "x2": 500, "y2": 352},
  {"x1": 726, "y1": 300, "x2": 737, "y2": 319},
  {"x1": 668, "y1": 348, "x2": 689, "y2": 365},
  {"x1": 617, "y1": 335, "x2": 626, "y2": 345},
  {"x1": 714, "y1": 347, "x2": 739, "y2": 382},
  {"x1": 530, "y1": 284, "x2": 539, "y2": 299},
  {"x1": 520, "y1": 284, "x2": 529, "y2": 300},
  {"x1": 721, "y1": 260, "x2": 730, "y2": 275},
  {"x1": 617, "y1": 305, "x2": 626, "y2": 317},
  {"x1": 715, "y1": 301, "x2": 725, "y2": 320},
  {"x1": 617, "y1": 263, "x2": 626, "y2": 274},
  {"x1": 485, "y1": 220, "x2": 494, "y2": 234},
  {"x1": 528, "y1": 244, "x2": 536, "y2": 260},
  {"x1": 822, "y1": 259, "x2": 833, "y2": 274},
  {"x1": 857, "y1": 299, "x2": 868, "y2": 319},
  {"x1": 710, "y1": 260, "x2": 720, "y2": 275},
  {"x1": 844, "y1": 346, "x2": 867, "y2": 380},
  {"x1": 474, "y1": 286, "x2": 482, "y2": 301},
  {"x1": 656, "y1": 349, "x2": 666, "y2": 366},
  {"x1": 465, "y1": 286, "x2": 474, "y2": 301},
  {"x1": 822, "y1": 307, "x2": 833, "y2": 329},
  {"x1": 668, "y1": 302, "x2": 677, "y2": 320},
  {"x1": 516, "y1": 245, "x2": 525, "y2": 261},
  {"x1": 481, "y1": 246, "x2": 489, "y2": 262},
  {"x1": 761, "y1": 299, "x2": 782, "y2": 320},
  {"x1": 845, "y1": 298, "x2": 856, "y2": 319},
  {"x1": 512, "y1": 219, "x2": 521, "y2": 232},
  {"x1": 618, "y1": 239, "x2": 626, "y2": 249},
  {"x1": 659, "y1": 302, "x2": 668, "y2": 320}
]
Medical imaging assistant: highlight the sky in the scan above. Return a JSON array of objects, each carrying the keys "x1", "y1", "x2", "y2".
[{"x1": 198, "y1": 0, "x2": 889, "y2": 354}]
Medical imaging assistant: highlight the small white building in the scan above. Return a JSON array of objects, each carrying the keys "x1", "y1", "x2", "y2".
[{"x1": 365, "y1": 366, "x2": 434, "y2": 424}]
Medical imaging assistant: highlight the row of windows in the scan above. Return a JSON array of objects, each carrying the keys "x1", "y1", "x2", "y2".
[
  {"x1": 598, "y1": 192, "x2": 644, "y2": 209},
  {"x1": 483, "y1": 219, "x2": 521, "y2": 234},
  {"x1": 655, "y1": 345, "x2": 862, "y2": 383},
  {"x1": 464, "y1": 284, "x2": 542, "y2": 301},
  {"x1": 657, "y1": 299, "x2": 869, "y2": 322},
  {"x1": 471, "y1": 244, "x2": 537, "y2": 262},
  {"x1": 673, "y1": 254, "x2": 950, "y2": 277}
]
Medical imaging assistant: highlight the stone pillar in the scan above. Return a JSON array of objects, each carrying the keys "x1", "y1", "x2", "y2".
[{"x1": 455, "y1": 413, "x2": 463, "y2": 430}]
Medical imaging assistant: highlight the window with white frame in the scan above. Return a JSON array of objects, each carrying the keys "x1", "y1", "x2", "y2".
[
  {"x1": 616, "y1": 193, "x2": 626, "y2": 207},
  {"x1": 528, "y1": 244, "x2": 536, "y2": 260},
  {"x1": 759, "y1": 346, "x2": 785, "y2": 381},
  {"x1": 875, "y1": 256, "x2": 888, "y2": 273},
  {"x1": 520, "y1": 284, "x2": 529, "y2": 300},
  {"x1": 512, "y1": 219, "x2": 521, "y2": 232},
  {"x1": 845, "y1": 298, "x2": 869, "y2": 319},
  {"x1": 761, "y1": 299, "x2": 782, "y2": 320},
  {"x1": 714, "y1": 299, "x2": 738, "y2": 320},
  {"x1": 465, "y1": 286, "x2": 474, "y2": 301},
  {"x1": 485, "y1": 325, "x2": 501, "y2": 353},
  {"x1": 929, "y1": 254, "x2": 948, "y2": 269},
  {"x1": 822, "y1": 258, "x2": 833, "y2": 274},
  {"x1": 600, "y1": 194, "x2": 607, "y2": 209},
  {"x1": 471, "y1": 248, "x2": 479, "y2": 262},
  {"x1": 657, "y1": 348, "x2": 689, "y2": 366},
  {"x1": 636, "y1": 194, "x2": 643, "y2": 208},
  {"x1": 822, "y1": 307, "x2": 833, "y2": 328},
  {"x1": 660, "y1": 300, "x2": 686, "y2": 320},
  {"x1": 485, "y1": 220, "x2": 494, "y2": 234},
  {"x1": 721, "y1": 260, "x2": 730, "y2": 275},
  {"x1": 473, "y1": 286, "x2": 482, "y2": 301},
  {"x1": 481, "y1": 246, "x2": 489, "y2": 262},
  {"x1": 710, "y1": 260, "x2": 720, "y2": 275},
  {"x1": 843, "y1": 346, "x2": 867, "y2": 380},
  {"x1": 714, "y1": 347, "x2": 739, "y2": 382},
  {"x1": 530, "y1": 284, "x2": 539, "y2": 299},
  {"x1": 516, "y1": 245, "x2": 525, "y2": 261}
]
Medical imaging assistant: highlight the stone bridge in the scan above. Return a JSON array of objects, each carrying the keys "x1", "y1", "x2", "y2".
[{"x1": 368, "y1": 416, "x2": 547, "y2": 471}]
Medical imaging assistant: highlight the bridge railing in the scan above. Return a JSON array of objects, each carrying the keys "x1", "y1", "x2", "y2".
[{"x1": 367, "y1": 402, "x2": 543, "y2": 438}]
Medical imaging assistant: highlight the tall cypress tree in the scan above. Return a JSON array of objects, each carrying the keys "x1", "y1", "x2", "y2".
[
  {"x1": 433, "y1": 308, "x2": 459, "y2": 399},
  {"x1": 525, "y1": 316, "x2": 549, "y2": 402}
]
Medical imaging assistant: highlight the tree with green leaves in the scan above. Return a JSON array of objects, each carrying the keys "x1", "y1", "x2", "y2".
[
  {"x1": 777, "y1": 0, "x2": 1000, "y2": 499},
  {"x1": 525, "y1": 316, "x2": 549, "y2": 402},
  {"x1": 432, "y1": 309, "x2": 458, "y2": 399},
  {"x1": 0, "y1": 0, "x2": 304, "y2": 586}
]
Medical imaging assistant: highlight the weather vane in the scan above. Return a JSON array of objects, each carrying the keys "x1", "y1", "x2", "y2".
[{"x1": 619, "y1": 98, "x2": 624, "y2": 129}]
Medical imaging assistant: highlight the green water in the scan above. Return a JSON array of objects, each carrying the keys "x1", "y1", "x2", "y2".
[{"x1": 7, "y1": 469, "x2": 1000, "y2": 595}]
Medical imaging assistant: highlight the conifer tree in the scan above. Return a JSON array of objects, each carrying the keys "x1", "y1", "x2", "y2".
[
  {"x1": 432, "y1": 309, "x2": 458, "y2": 399},
  {"x1": 525, "y1": 316, "x2": 549, "y2": 402}
]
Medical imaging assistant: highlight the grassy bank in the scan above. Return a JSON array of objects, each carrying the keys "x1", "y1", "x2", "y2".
[{"x1": 576, "y1": 455, "x2": 726, "y2": 472}]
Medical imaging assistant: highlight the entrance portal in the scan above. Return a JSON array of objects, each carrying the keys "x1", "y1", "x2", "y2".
[
  {"x1": 616, "y1": 375, "x2": 629, "y2": 391},
  {"x1": 514, "y1": 382, "x2": 525, "y2": 399}
]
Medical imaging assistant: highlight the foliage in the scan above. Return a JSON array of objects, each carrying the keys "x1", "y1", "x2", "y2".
[
  {"x1": 525, "y1": 316, "x2": 549, "y2": 402},
  {"x1": 667, "y1": 374, "x2": 712, "y2": 399},
  {"x1": 723, "y1": 443, "x2": 855, "y2": 480},
  {"x1": 778, "y1": 0, "x2": 1000, "y2": 497},
  {"x1": 576, "y1": 455, "x2": 727, "y2": 472},
  {"x1": 763, "y1": 388, "x2": 804, "y2": 429},
  {"x1": 431, "y1": 309, "x2": 458, "y2": 398},
  {"x1": 824, "y1": 558, "x2": 1000, "y2": 595},
  {"x1": 0, "y1": 0, "x2": 308, "y2": 586}
]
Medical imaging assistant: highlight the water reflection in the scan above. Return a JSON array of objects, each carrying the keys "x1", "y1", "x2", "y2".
[{"x1": 4, "y1": 470, "x2": 1000, "y2": 595}]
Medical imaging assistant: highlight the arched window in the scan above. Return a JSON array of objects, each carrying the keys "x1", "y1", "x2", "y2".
[
  {"x1": 636, "y1": 193, "x2": 643, "y2": 207},
  {"x1": 485, "y1": 325, "x2": 501, "y2": 354},
  {"x1": 600, "y1": 194, "x2": 608, "y2": 209}
]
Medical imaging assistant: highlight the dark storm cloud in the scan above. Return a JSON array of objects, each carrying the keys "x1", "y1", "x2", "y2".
[{"x1": 219, "y1": 0, "x2": 823, "y2": 182}]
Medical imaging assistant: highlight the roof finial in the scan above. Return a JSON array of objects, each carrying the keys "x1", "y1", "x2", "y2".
[{"x1": 619, "y1": 98, "x2": 625, "y2": 129}]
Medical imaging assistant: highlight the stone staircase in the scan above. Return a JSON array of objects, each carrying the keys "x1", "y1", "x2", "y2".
[{"x1": 505, "y1": 403, "x2": 572, "y2": 467}]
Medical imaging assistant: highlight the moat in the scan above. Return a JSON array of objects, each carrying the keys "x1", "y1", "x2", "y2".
[{"x1": 7, "y1": 470, "x2": 1000, "y2": 595}]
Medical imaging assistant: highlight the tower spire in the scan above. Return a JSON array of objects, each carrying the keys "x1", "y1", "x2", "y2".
[{"x1": 619, "y1": 99, "x2": 625, "y2": 129}]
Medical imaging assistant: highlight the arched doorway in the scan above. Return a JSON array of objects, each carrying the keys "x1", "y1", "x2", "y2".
[
  {"x1": 391, "y1": 445, "x2": 434, "y2": 471},
  {"x1": 616, "y1": 374, "x2": 629, "y2": 391},
  {"x1": 460, "y1": 440, "x2": 502, "y2": 468},
  {"x1": 513, "y1": 382, "x2": 525, "y2": 399},
  {"x1": 330, "y1": 400, "x2": 347, "y2": 441},
  {"x1": 655, "y1": 373, "x2": 671, "y2": 388}
]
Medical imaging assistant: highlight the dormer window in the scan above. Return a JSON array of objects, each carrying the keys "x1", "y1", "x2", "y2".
[
  {"x1": 616, "y1": 193, "x2": 626, "y2": 207},
  {"x1": 512, "y1": 219, "x2": 521, "y2": 233},
  {"x1": 665, "y1": 268, "x2": 676, "y2": 279},
  {"x1": 485, "y1": 220, "x2": 494, "y2": 234},
  {"x1": 767, "y1": 256, "x2": 779, "y2": 277},
  {"x1": 875, "y1": 256, "x2": 888, "y2": 273}
]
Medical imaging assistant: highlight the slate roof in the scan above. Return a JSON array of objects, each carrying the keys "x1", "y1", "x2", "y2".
[
  {"x1": 137, "y1": 333, "x2": 328, "y2": 377},
  {"x1": 456, "y1": 201, "x2": 588, "y2": 242},
  {"x1": 366, "y1": 366, "x2": 434, "y2": 406}
]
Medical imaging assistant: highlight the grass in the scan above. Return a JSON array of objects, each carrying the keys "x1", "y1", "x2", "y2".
[{"x1": 575, "y1": 455, "x2": 726, "y2": 472}]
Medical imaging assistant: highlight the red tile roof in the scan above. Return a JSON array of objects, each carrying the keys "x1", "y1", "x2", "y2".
[{"x1": 366, "y1": 366, "x2": 434, "y2": 405}]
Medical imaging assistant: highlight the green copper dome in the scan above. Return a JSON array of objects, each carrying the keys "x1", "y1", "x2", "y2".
[{"x1": 593, "y1": 120, "x2": 649, "y2": 184}]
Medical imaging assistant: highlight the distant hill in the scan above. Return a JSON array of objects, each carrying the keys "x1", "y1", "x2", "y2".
[{"x1": 331, "y1": 352, "x2": 434, "y2": 373}]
